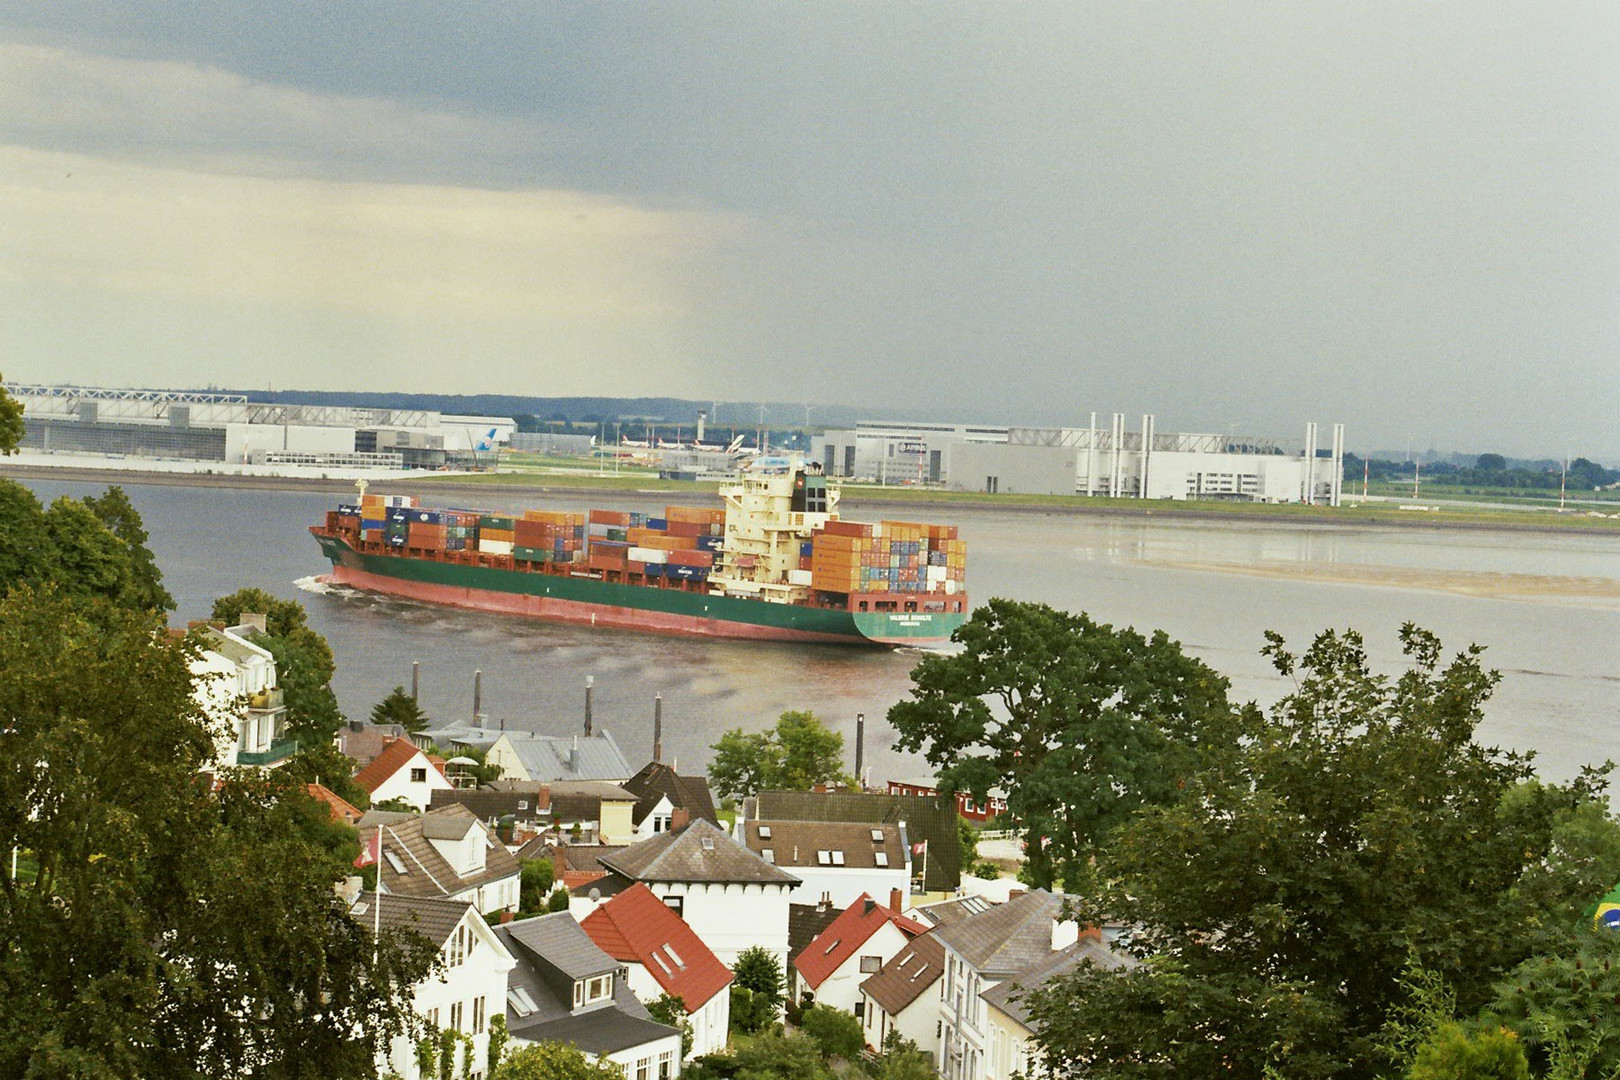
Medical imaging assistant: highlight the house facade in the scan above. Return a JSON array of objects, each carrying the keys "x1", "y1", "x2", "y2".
[
  {"x1": 361, "y1": 805, "x2": 522, "y2": 913},
  {"x1": 792, "y1": 894, "x2": 927, "y2": 1016},
  {"x1": 859, "y1": 930, "x2": 945, "y2": 1055},
  {"x1": 580, "y1": 883, "x2": 734, "y2": 1059},
  {"x1": 351, "y1": 892, "x2": 516, "y2": 1080},
  {"x1": 189, "y1": 620, "x2": 295, "y2": 769},
  {"x1": 979, "y1": 937, "x2": 1135, "y2": 1080},
  {"x1": 622, "y1": 762, "x2": 719, "y2": 840},
  {"x1": 355, "y1": 737, "x2": 455, "y2": 811}
]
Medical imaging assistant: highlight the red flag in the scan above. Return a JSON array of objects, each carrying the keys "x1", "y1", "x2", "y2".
[
  {"x1": 354, "y1": 830, "x2": 382, "y2": 869},
  {"x1": 911, "y1": 840, "x2": 927, "y2": 855}
]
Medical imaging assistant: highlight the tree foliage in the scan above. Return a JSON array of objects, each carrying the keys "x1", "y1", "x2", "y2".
[
  {"x1": 491, "y1": 1041, "x2": 626, "y2": 1080},
  {"x1": 519, "y1": 858, "x2": 556, "y2": 914},
  {"x1": 708, "y1": 711, "x2": 851, "y2": 801},
  {"x1": 646, "y1": 993, "x2": 694, "y2": 1058},
  {"x1": 1029, "y1": 624, "x2": 1612, "y2": 1080},
  {"x1": 733, "y1": 946, "x2": 784, "y2": 1007},
  {"x1": 0, "y1": 586, "x2": 433, "y2": 1079},
  {"x1": 872, "y1": 1032, "x2": 938, "y2": 1080},
  {"x1": 798, "y1": 1004, "x2": 863, "y2": 1060},
  {"x1": 1408, "y1": 1024, "x2": 1529, "y2": 1080},
  {"x1": 888, "y1": 598, "x2": 1236, "y2": 888},
  {"x1": 372, "y1": 685, "x2": 431, "y2": 735},
  {"x1": 727, "y1": 1031, "x2": 830, "y2": 1080},
  {"x1": 0, "y1": 377, "x2": 21, "y2": 453},
  {"x1": 0, "y1": 482, "x2": 173, "y2": 613}
]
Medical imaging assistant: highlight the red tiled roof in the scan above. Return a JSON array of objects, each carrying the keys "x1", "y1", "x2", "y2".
[
  {"x1": 352, "y1": 738, "x2": 423, "y2": 795},
  {"x1": 580, "y1": 883, "x2": 733, "y2": 1010},
  {"x1": 307, "y1": 783, "x2": 363, "y2": 825},
  {"x1": 795, "y1": 893, "x2": 928, "y2": 990}
]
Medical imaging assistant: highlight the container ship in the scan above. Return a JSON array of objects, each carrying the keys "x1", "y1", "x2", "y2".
[{"x1": 309, "y1": 457, "x2": 969, "y2": 646}]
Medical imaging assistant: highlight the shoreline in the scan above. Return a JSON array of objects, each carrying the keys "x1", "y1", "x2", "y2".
[{"x1": 5, "y1": 460, "x2": 1617, "y2": 539}]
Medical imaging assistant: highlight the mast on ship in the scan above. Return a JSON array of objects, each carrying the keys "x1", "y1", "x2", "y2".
[{"x1": 708, "y1": 454, "x2": 837, "y2": 603}]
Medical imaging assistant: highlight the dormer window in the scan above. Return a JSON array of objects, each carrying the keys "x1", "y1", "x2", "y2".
[
  {"x1": 573, "y1": 974, "x2": 612, "y2": 1008},
  {"x1": 758, "y1": 825, "x2": 772, "y2": 840},
  {"x1": 870, "y1": 829, "x2": 885, "y2": 842},
  {"x1": 874, "y1": 852, "x2": 889, "y2": 867},
  {"x1": 761, "y1": 848, "x2": 774, "y2": 864}
]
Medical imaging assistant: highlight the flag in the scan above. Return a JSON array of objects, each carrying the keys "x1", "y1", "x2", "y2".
[
  {"x1": 911, "y1": 839, "x2": 927, "y2": 856},
  {"x1": 354, "y1": 829, "x2": 382, "y2": 869}
]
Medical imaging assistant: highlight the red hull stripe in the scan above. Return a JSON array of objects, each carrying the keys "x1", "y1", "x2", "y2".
[{"x1": 324, "y1": 564, "x2": 867, "y2": 645}]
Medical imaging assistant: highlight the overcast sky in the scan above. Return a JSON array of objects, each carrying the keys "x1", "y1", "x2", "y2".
[{"x1": 1, "y1": 3, "x2": 1615, "y2": 459}]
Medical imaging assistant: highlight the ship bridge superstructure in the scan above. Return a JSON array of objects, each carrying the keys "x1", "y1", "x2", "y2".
[{"x1": 709, "y1": 456, "x2": 839, "y2": 604}]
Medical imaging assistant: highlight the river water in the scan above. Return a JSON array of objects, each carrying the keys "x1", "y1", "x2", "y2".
[{"x1": 17, "y1": 477, "x2": 1620, "y2": 787}]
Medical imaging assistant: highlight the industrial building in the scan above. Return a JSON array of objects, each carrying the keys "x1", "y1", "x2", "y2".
[
  {"x1": 6, "y1": 384, "x2": 513, "y2": 472},
  {"x1": 824, "y1": 415, "x2": 1346, "y2": 505}
]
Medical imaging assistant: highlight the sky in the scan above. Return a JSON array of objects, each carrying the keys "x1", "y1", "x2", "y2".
[{"x1": 1, "y1": 3, "x2": 1616, "y2": 460}]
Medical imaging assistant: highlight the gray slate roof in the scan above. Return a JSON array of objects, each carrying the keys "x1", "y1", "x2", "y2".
[
  {"x1": 859, "y1": 930, "x2": 945, "y2": 1016},
  {"x1": 788, "y1": 900, "x2": 843, "y2": 966},
  {"x1": 979, "y1": 937, "x2": 1137, "y2": 1029},
  {"x1": 503, "y1": 731, "x2": 632, "y2": 783},
  {"x1": 430, "y1": 785, "x2": 550, "y2": 823},
  {"x1": 933, "y1": 888, "x2": 1071, "y2": 979},
  {"x1": 349, "y1": 891, "x2": 472, "y2": 948},
  {"x1": 913, "y1": 894, "x2": 996, "y2": 928},
  {"x1": 362, "y1": 805, "x2": 521, "y2": 902},
  {"x1": 623, "y1": 761, "x2": 719, "y2": 828},
  {"x1": 744, "y1": 820, "x2": 906, "y2": 870},
  {"x1": 495, "y1": 913, "x2": 674, "y2": 1056},
  {"x1": 755, "y1": 790, "x2": 960, "y2": 891},
  {"x1": 598, "y1": 818, "x2": 800, "y2": 886}
]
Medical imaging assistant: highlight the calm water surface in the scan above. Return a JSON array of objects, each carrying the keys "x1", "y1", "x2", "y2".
[{"x1": 19, "y1": 479, "x2": 1620, "y2": 786}]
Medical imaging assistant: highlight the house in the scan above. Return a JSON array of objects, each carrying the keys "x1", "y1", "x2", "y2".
[
  {"x1": 354, "y1": 737, "x2": 455, "y2": 812},
  {"x1": 306, "y1": 783, "x2": 363, "y2": 826},
  {"x1": 495, "y1": 912, "x2": 683, "y2": 1076},
  {"x1": 351, "y1": 892, "x2": 516, "y2": 1080},
  {"x1": 580, "y1": 818, "x2": 800, "y2": 968},
  {"x1": 580, "y1": 883, "x2": 734, "y2": 1058},
  {"x1": 486, "y1": 731, "x2": 632, "y2": 784},
  {"x1": 334, "y1": 719, "x2": 410, "y2": 769},
  {"x1": 189, "y1": 620, "x2": 295, "y2": 769},
  {"x1": 935, "y1": 889, "x2": 1079, "y2": 1080},
  {"x1": 430, "y1": 781, "x2": 552, "y2": 831},
  {"x1": 755, "y1": 790, "x2": 961, "y2": 892},
  {"x1": 788, "y1": 898, "x2": 844, "y2": 972},
  {"x1": 740, "y1": 820, "x2": 911, "y2": 908},
  {"x1": 360, "y1": 804, "x2": 522, "y2": 913},
  {"x1": 980, "y1": 937, "x2": 1134, "y2": 1080},
  {"x1": 887, "y1": 776, "x2": 1008, "y2": 824},
  {"x1": 913, "y1": 894, "x2": 996, "y2": 930},
  {"x1": 792, "y1": 894, "x2": 928, "y2": 1017},
  {"x1": 550, "y1": 781, "x2": 640, "y2": 843},
  {"x1": 622, "y1": 761, "x2": 719, "y2": 840},
  {"x1": 859, "y1": 930, "x2": 945, "y2": 1055}
]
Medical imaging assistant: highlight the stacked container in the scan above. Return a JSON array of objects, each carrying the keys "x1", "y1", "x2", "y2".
[
  {"x1": 515, "y1": 510, "x2": 586, "y2": 564},
  {"x1": 478, "y1": 515, "x2": 515, "y2": 556},
  {"x1": 809, "y1": 519, "x2": 966, "y2": 596}
]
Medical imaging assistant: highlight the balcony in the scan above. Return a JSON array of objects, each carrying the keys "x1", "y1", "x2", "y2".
[{"x1": 236, "y1": 738, "x2": 299, "y2": 767}]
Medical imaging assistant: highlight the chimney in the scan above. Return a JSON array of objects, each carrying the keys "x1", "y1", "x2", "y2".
[
  {"x1": 500, "y1": 910, "x2": 516, "y2": 924},
  {"x1": 890, "y1": 887, "x2": 904, "y2": 912},
  {"x1": 473, "y1": 669, "x2": 482, "y2": 721},
  {"x1": 854, "y1": 713, "x2": 865, "y2": 786},
  {"x1": 240, "y1": 612, "x2": 267, "y2": 633},
  {"x1": 584, "y1": 676, "x2": 594, "y2": 737},
  {"x1": 570, "y1": 735, "x2": 580, "y2": 774},
  {"x1": 671, "y1": 808, "x2": 691, "y2": 831},
  {"x1": 653, "y1": 695, "x2": 663, "y2": 764},
  {"x1": 411, "y1": 660, "x2": 419, "y2": 701}
]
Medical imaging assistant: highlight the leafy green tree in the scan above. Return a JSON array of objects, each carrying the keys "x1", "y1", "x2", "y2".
[
  {"x1": 485, "y1": 1015, "x2": 508, "y2": 1077},
  {"x1": 708, "y1": 711, "x2": 851, "y2": 801},
  {"x1": 1407, "y1": 1023, "x2": 1529, "y2": 1080},
  {"x1": 733, "y1": 946, "x2": 784, "y2": 1008},
  {"x1": 888, "y1": 599, "x2": 1237, "y2": 889},
  {"x1": 730, "y1": 986, "x2": 777, "y2": 1036},
  {"x1": 0, "y1": 378, "x2": 21, "y2": 452},
  {"x1": 798, "y1": 1004, "x2": 863, "y2": 1060},
  {"x1": 372, "y1": 685, "x2": 431, "y2": 734},
  {"x1": 728, "y1": 1031, "x2": 830, "y2": 1080},
  {"x1": 1476, "y1": 453, "x2": 1509, "y2": 472},
  {"x1": 520, "y1": 858, "x2": 556, "y2": 914},
  {"x1": 1028, "y1": 624, "x2": 1610, "y2": 1080},
  {"x1": 545, "y1": 886, "x2": 571, "y2": 913},
  {"x1": 872, "y1": 1031, "x2": 937, "y2": 1080},
  {"x1": 491, "y1": 1041, "x2": 626, "y2": 1080},
  {"x1": 0, "y1": 586, "x2": 434, "y2": 1079},
  {"x1": 80, "y1": 486, "x2": 174, "y2": 612},
  {"x1": 646, "y1": 993, "x2": 694, "y2": 1057},
  {"x1": 1488, "y1": 933, "x2": 1620, "y2": 1076}
]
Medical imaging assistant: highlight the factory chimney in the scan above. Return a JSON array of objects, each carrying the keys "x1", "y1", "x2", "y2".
[
  {"x1": 696, "y1": 411, "x2": 707, "y2": 443},
  {"x1": 584, "y1": 676, "x2": 594, "y2": 737},
  {"x1": 472, "y1": 669, "x2": 481, "y2": 722},
  {"x1": 854, "y1": 713, "x2": 865, "y2": 788},
  {"x1": 653, "y1": 695, "x2": 664, "y2": 764}
]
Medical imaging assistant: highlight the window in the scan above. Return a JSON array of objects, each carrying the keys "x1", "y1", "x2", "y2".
[
  {"x1": 860, "y1": 955, "x2": 883, "y2": 973},
  {"x1": 635, "y1": 1059, "x2": 651, "y2": 1080},
  {"x1": 874, "y1": 852, "x2": 889, "y2": 867},
  {"x1": 507, "y1": 988, "x2": 537, "y2": 1017},
  {"x1": 517, "y1": 799, "x2": 529, "y2": 810},
  {"x1": 664, "y1": 944, "x2": 684, "y2": 969},
  {"x1": 758, "y1": 825, "x2": 772, "y2": 839},
  {"x1": 428, "y1": 1007, "x2": 439, "y2": 1028},
  {"x1": 449, "y1": 1000, "x2": 463, "y2": 1032},
  {"x1": 384, "y1": 850, "x2": 407, "y2": 874},
  {"x1": 761, "y1": 848, "x2": 774, "y2": 864},
  {"x1": 576, "y1": 974, "x2": 612, "y2": 1005},
  {"x1": 658, "y1": 1051, "x2": 675, "y2": 1079},
  {"x1": 870, "y1": 829, "x2": 885, "y2": 842},
  {"x1": 831, "y1": 850, "x2": 845, "y2": 866},
  {"x1": 661, "y1": 894, "x2": 684, "y2": 917},
  {"x1": 817, "y1": 850, "x2": 831, "y2": 866},
  {"x1": 473, "y1": 995, "x2": 485, "y2": 1034},
  {"x1": 855, "y1": 1000, "x2": 865, "y2": 1020},
  {"x1": 410, "y1": 767, "x2": 427, "y2": 783}
]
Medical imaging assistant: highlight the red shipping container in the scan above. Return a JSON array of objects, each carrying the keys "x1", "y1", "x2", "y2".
[
  {"x1": 821, "y1": 519, "x2": 873, "y2": 538},
  {"x1": 666, "y1": 549, "x2": 714, "y2": 568}
]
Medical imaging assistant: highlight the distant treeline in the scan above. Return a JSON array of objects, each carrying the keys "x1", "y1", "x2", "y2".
[{"x1": 1345, "y1": 452, "x2": 1619, "y2": 490}]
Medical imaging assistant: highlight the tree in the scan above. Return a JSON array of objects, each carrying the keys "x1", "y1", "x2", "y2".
[
  {"x1": 1027, "y1": 624, "x2": 1611, "y2": 1080},
  {"x1": 733, "y1": 946, "x2": 784, "y2": 1009},
  {"x1": 81, "y1": 486, "x2": 174, "y2": 612},
  {"x1": 727, "y1": 1031, "x2": 830, "y2": 1080},
  {"x1": 646, "y1": 993, "x2": 694, "y2": 1058},
  {"x1": 0, "y1": 586, "x2": 433, "y2": 1079},
  {"x1": 1487, "y1": 933, "x2": 1620, "y2": 1076},
  {"x1": 0, "y1": 482, "x2": 173, "y2": 615},
  {"x1": 0, "y1": 377, "x2": 21, "y2": 453},
  {"x1": 798, "y1": 1004, "x2": 863, "y2": 1060},
  {"x1": 1408, "y1": 1024, "x2": 1529, "y2": 1080},
  {"x1": 872, "y1": 1032, "x2": 938, "y2": 1080},
  {"x1": 545, "y1": 886, "x2": 571, "y2": 913},
  {"x1": 372, "y1": 685, "x2": 431, "y2": 734},
  {"x1": 708, "y1": 711, "x2": 851, "y2": 801},
  {"x1": 520, "y1": 858, "x2": 556, "y2": 914},
  {"x1": 888, "y1": 599, "x2": 1237, "y2": 889},
  {"x1": 491, "y1": 1042, "x2": 625, "y2": 1080}
]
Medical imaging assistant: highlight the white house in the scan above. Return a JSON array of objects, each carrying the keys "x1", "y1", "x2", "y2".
[
  {"x1": 792, "y1": 894, "x2": 928, "y2": 1017},
  {"x1": 496, "y1": 913, "x2": 683, "y2": 1077},
  {"x1": 354, "y1": 737, "x2": 455, "y2": 811},
  {"x1": 360, "y1": 805, "x2": 522, "y2": 914},
  {"x1": 351, "y1": 892, "x2": 516, "y2": 1080},
  {"x1": 580, "y1": 882, "x2": 733, "y2": 1059},
  {"x1": 859, "y1": 930, "x2": 945, "y2": 1055},
  {"x1": 622, "y1": 761, "x2": 719, "y2": 840},
  {"x1": 740, "y1": 820, "x2": 911, "y2": 908},
  {"x1": 582, "y1": 818, "x2": 800, "y2": 969},
  {"x1": 936, "y1": 889, "x2": 1079, "y2": 1080},
  {"x1": 189, "y1": 619, "x2": 294, "y2": 769}
]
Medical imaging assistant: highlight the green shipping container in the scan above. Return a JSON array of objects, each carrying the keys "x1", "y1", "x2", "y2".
[
  {"x1": 514, "y1": 546, "x2": 550, "y2": 563},
  {"x1": 480, "y1": 515, "x2": 516, "y2": 530}
]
